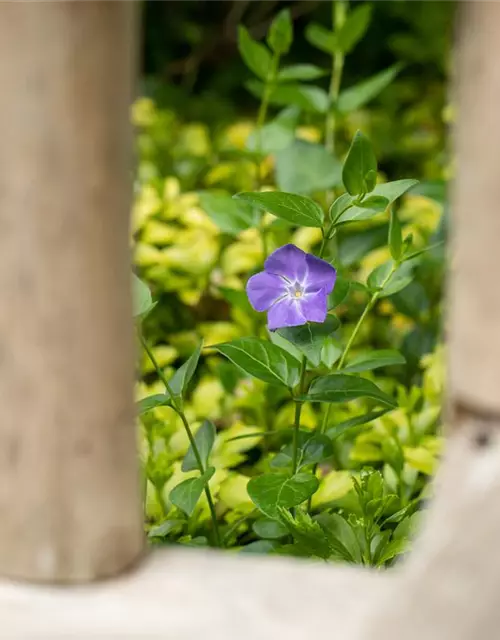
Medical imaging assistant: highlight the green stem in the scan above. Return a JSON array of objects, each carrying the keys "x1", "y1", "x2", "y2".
[
  {"x1": 337, "y1": 262, "x2": 397, "y2": 370},
  {"x1": 310, "y1": 265, "x2": 398, "y2": 511},
  {"x1": 292, "y1": 356, "x2": 308, "y2": 475},
  {"x1": 325, "y1": 1, "x2": 346, "y2": 154},
  {"x1": 255, "y1": 52, "x2": 279, "y2": 262},
  {"x1": 319, "y1": 226, "x2": 337, "y2": 259},
  {"x1": 139, "y1": 332, "x2": 222, "y2": 547},
  {"x1": 337, "y1": 295, "x2": 377, "y2": 370},
  {"x1": 256, "y1": 52, "x2": 280, "y2": 147},
  {"x1": 364, "y1": 520, "x2": 373, "y2": 566}
]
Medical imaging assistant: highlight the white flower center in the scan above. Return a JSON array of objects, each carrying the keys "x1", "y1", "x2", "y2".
[{"x1": 290, "y1": 282, "x2": 304, "y2": 299}]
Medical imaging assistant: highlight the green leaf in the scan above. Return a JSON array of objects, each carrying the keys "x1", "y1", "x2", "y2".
[
  {"x1": 337, "y1": 63, "x2": 403, "y2": 113},
  {"x1": 277, "y1": 64, "x2": 327, "y2": 82},
  {"x1": 235, "y1": 191, "x2": 324, "y2": 228},
  {"x1": 268, "y1": 330, "x2": 303, "y2": 363},
  {"x1": 247, "y1": 80, "x2": 329, "y2": 113},
  {"x1": 327, "y1": 276, "x2": 350, "y2": 309},
  {"x1": 271, "y1": 431, "x2": 333, "y2": 471},
  {"x1": 367, "y1": 260, "x2": 415, "y2": 297},
  {"x1": 199, "y1": 191, "x2": 258, "y2": 235},
  {"x1": 218, "y1": 287, "x2": 255, "y2": 316},
  {"x1": 336, "y1": 4, "x2": 372, "y2": 54},
  {"x1": 169, "y1": 467, "x2": 215, "y2": 517},
  {"x1": 182, "y1": 420, "x2": 216, "y2": 472},
  {"x1": 389, "y1": 209, "x2": 403, "y2": 260},
  {"x1": 339, "y1": 224, "x2": 388, "y2": 265},
  {"x1": 213, "y1": 337, "x2": 301, "y2": 388},
  {"x1": 246, "y1": 107, "x2": 299, "y2": 154},
  {"x1": 252, "y1": 518, "x2": 288, "y2": 540},
  {"x1": 278, "y1": 508, "x2": 332, "y2": 559},
  {"x1": 275, "y1": 141, "x2": 342, "y2": 195},
  {"x1": 336, "y1": 179, "x2": 418, "y2": 225},
  {"x1": 326, "y1": 409, "x2": 391, "y2": 440},
  {"x1": 238, "y1": 25, "x2": 272, "y2": 80},
  {"x1": 316, "y1": 512, "x2": 362, "y2": 563},
  {"x1": 342, "y1": 130, "x2": 377, "y2": 196},
  {"x1": 376, "y1": 537, "x2": 409, "y2": 566},
  {"x1": 341, "y1": 349, "x2": 406, "y2": 374},
  {"x1": 305, "y1": 22, "x2": 337, "y2": 54},
  {"x1": 168, "y1": 342, "x2": 202, "y2": 399},
  {"x1": 148, "y1": 519, "x2": 184, "y2": 539},
  {"x1": 137, "y1": 394, "x2": 171, "y2": 415},
  {"x1": 402, "y1": 241, "x2": 445, "y2": 263},
  {"x1": 305, "y1": 374, "x2": 397, "y2": 407},
  {"x1": 321, "y1": 337, "x2": 343, "y2": 369},
  {"x1": 359, "y1": 195, "x2": 389, "y2": 210},
  {"x1": 374, "y1": 179, "x2": 418, "y2": 203},
  {"x1": 240, "y1": 540, "x2": 277, "y2": 554},
  {"x1": 132, "y1": 274, "x2": 155, "y2": 319},
  {"x1": 248, "y1": 472, "x2": 319, "y2": 519},
  {"x1": 267, "y1": 9, "x2": 293, "y2": 55},
  {"x1": 277, "y1": 316, "x2": 339, "y2": 367},
  {"x1": 330, "y1": 193, "x2": 354, "y2": 224}
]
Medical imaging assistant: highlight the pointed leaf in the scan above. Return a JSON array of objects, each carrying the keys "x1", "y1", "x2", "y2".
[
  {"x1": 272, "y1": 432, "x2": 333, "y2": 471},
  {"x1": 168, "y1": 342, "x2": 202, "y2": 399},
  {"x1": 252, "y1": 518, "x2": 288, "y2": 540},
  {"x1": 247, "y1": 79, "x2": 329, "y2": 113},
  {"x1": 218, "y1": 287, "x2": 255, "y2": 315},
  {"x1": 247, "y1": 472, "x2": 319, "y2": 518},
  {"x1": 182, "y1": 420, "x2": 216, "y2": 472},
  {"x1": 305, "y1": 22, "x2": 337, "y2": 54},
  {"x1": 277, "y1": 64, "x2": 327, "y2": 82},
  {"x1": 277, "y1": 316, "x2": 340, "y2": 367},
  {"x1": 336, "y1": 179, "x2": 418, "y2": 224},
  {"x1": 148, "y1": 519, "x2": 184, "y2": 539},
  {"x1": 403, "y1": 241, "x2": 445, "y2": 262},
  {"x1": 368, "y1": 260, "x2": 415, "y2": 297},
  {"x1": 132, "y1": 274, "x2": 155, "y2": 319},
  {"x1": 342, "y1": 130, "x2": 377, "y2": 196},
  {"x1": 275, "y1": 141, "x2": 342, "y2": 194},
  {"x1": 267, "y1": 9, "x2": 293, "y2": 55},
  {"x1": 238, "y1": 25, "x2": 272, "y2": 80},
  {"x1": 341, "y1": 349, "x2": 406, "y2": 373},
  {"x1": 277, "y1": 508, "x2": 332, "y2": 559},
  {"x1": 246, "y1": 107, "x2": 299, "y2": 154},
  {"x1": 169, "y1": 467, "x2": 215, "y2": 517},
  {"x1": 330, "y1": 193, "x2": 355, "y2": 223},
  {"x1": 305, "y1": 374, "x2": 397, "y2": 407},
  {"x1": 199, "y1": 191, "x2": 258, "y2": 235},
  {"x1": 321, "y1": 337, "x2": 343, "y2": 368},
  {"x1": 327, "y1": 276, "x2": 350, "y2": 309},
  {"x1": 337, "y1": 63, "x2": 403, "y2": 113},
  {"x1": 137, "y1": 394, "x2": 171, "y2": 415},
  {"x1": 326, "y1": 409, "x2": 391, "y2": 440},
  {"x1": 235, "y1": 191, "x2": 324, "y2": 228},
  {"x1": 213, "y1": 337, "x2": 301, "y2": 388},
  {"x1": 316, "y1": 512, "x2": 362, "y2": 563},
  {"x1": 336, "y1": 4, "x2": 372, "y2": 53}
]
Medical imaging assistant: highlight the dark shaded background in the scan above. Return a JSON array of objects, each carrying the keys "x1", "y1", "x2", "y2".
[{"x1": 143, "y1": 5, "x2": 452, "y2": 109}]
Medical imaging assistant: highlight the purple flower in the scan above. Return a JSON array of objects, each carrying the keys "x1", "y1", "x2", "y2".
[{"x1": 246, "y1": 244, "x2": 337, "y2": 331}]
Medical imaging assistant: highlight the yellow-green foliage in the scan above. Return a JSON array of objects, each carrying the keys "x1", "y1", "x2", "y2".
[{"x1": 133, "y1": 96, "x2": 445, "y2": 553}]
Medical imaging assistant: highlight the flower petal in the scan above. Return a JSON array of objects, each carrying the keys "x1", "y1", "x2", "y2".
[
  {"x1": 267, "y1": 297, "x2": 307, "y2": 331},
  {"x1": 246, "y1": 271, "x2": 287, "y2": 312},
  {"x1": 264, "y1": 244, "x2": 307, "y2": 283},
  {"x1": 299, "y1": 288, "x2": 328, "y2": 324},
  {"x1": 305, "y1": 254, "x2": 337, "y2": 294}
]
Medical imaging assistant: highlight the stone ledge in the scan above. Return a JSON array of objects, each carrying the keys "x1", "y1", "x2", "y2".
[{"x1": 0, "y1": 549, "x2": 382, "y2": 638}]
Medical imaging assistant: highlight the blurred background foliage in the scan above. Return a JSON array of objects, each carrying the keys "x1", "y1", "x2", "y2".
[
  {"x1": 133, "y1": 0, "x2": 454, "y2": 557},
  {"x1": 142, "y1": 0, "x2": 453, "y2": 178}
]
